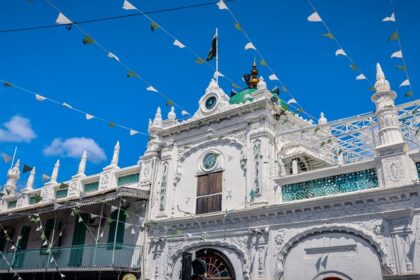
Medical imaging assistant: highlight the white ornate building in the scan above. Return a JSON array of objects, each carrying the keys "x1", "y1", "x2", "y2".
[{"x1": 1, "y1": 63, "x2": 420, "y2": 280}]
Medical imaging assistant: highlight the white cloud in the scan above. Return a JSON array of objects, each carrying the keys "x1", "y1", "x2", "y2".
[
  {"x1": 0, "y1": 116, "x2": 36, "y2": 143},
  {"x1": 43, "y1": 137, "x2": 107, "y2": 163}
]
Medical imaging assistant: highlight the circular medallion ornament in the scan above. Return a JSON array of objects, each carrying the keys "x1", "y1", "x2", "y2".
[
  {"x1": 122, "y1": 274, "x2": 137, "y2": 280},
  {"x1": 203, "y1": 152, "x2": 218, "y2": 170},
  {"x1": 205, "y1": 96, "x2": 217, "y2": 110}
]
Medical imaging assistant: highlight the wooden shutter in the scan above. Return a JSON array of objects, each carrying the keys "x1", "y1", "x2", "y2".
[{"x1": 196, "y1": 172, "x2": 222, "y2": 214}]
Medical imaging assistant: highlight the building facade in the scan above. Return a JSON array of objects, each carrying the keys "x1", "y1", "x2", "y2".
[{"x1": 1, "y1": 63, "x2": 420, "y2": 280}]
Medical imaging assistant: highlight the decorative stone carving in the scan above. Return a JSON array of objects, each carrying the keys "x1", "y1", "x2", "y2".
[
  {"x1": 99, "y1": 174, "x2": 109, "y2": 190},
  {"x1": 383, "y1": 157, "x2": 404, "y2": 183}
]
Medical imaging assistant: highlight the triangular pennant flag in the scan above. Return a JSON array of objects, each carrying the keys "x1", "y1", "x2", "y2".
[
  {"x1": 231, "y1": 83, "x2": 241, "y2": 89},
  {"x1": 111, "y1": 205, "x2": 118, "y2": 212},
  {"x1": 382, "y1": 12, "x2": 396, "y2": 22},
  {"x1": 259, "y1": 59, "x2": 267, "y2": 66},
  {"x1": 173, "y1": 40, "x2": 185, "y2": 48},
  {"x1": 350, "y1": 64, "x2": 359, "y2": 71},
  {"x1": 165, "y1": 100, "x2": 175, "y2": 107},
  {"x1": 307, "y1": 12, "x2": 322, "y2": 22},
  {"x1": 234, "y1": 23, "x2": 242, "y2": 31},
  {"x1": 90, "y1": 214, "x2": 98, "y2": 219},
  {"x1": 108, "y1": 122, "x2": 116, "y2": 128},
  {"x1": 122, "y1": 0, "x2": 137, "y2": 10},
  {"x1": 216, "y1": 0, "x2": 228, "y2": 10},
  {"x1": 269, "y1": 74, "x2": 279, "y2": 81},
  {"x1": 78, "y1": 216, "x2": 83, "y2": 223},
  {"x1": 10, "y1": 245, "x2": 16, "y2": 250},
  {"x1": 131, "y1": 227, "x2": 136, "y2": 235},
  {"x1": 213, "y1": 71, "x2": 224, "y2": 78},
  {"x1": 42, "y1": 240, "x2": 48, "y2": 246},
  {"x1": 50, "y1": 257, "x2": 55, "y2": 263},
  {"x1": 22, "y1": 164, "x2": 33, "y2": 173},
  {"x1": 356, "y1": 74, "x2": 367, "y2": 80},
  {"x1": 4, "y1": 81, "x2": 13, "y2": 87},
  {"x1": 100, "y1": 231, "x2": 104, "y2": 238},
  {"x1": 287, "y1": 98, "x2": 297, "y2": 105},
  {"x1": 181, "y1": 110, "x2": 190, "y2": 116},
  {"x1": 55, "y1": 12, "x2": 72, "y2": 25},
  {"x1": 335, "y1": 49, "x2": 347, "y2": 57},
  {"x1": 42, "y1": 174, "x2": 50, "y2": 182},
  {"x1": 396, "y1": 65, "x2": 407, "y2": 71},
  {"x1": 322, "y1": 32, "x2": 334, "y2": 39},
  {"x1": 35, "y1": 94, "x2": 46, "y2": 101},
  {"x1": 2, "y1": 153, "x2": 12, "y2": 163},
  {"x1": 82, "y1": 36, "x2": 95, "y2": 45},
  {"x1": 391, "y1": 50, "x2": 403, "y2": 58},
  {"x1": 404, "y1": 91, "x2": 413, "y2": 97},
  {"x1": 62, "y1": 102, "x2": 73, "y2": 109},
  {"x1": 127, "y1": 70, "x2": 139, "y2": 78},
  {"x1": 129, "y1": 129, "x2": 139, "y2": 136},
  {"x1": 388, "y1": 31, "x2": 399, "y2": 41},
  {"x1": 146, "y1": 86, "x2": 158, "y2": 92},
  {"x1": 60, "y1": 273, "x2": 66, "y2": 278},
  {"x1": 195, "y1": 57, "x2": 205, "y2": 64},
  {"x1": 244, "y1": 42, "x2": 256, "y2": 51},
  {"x1": 85, "y1": 113, "x2": 94, "y2": 120},
  {"x1": 271, "y1": 86, "x2": 280, "y2": 95},
  {"x1": 107, "y1": 52, "x2": 120, "y2": 62},
  {"x1": 399, "y1": 79, "x2": 410, "y2": 87},
  {"x1": 150, "y1": 22, "x2": 159, "y2": 31},
  {"x1": 230, "y1": 89, "x2": 237, "y2": 97}
]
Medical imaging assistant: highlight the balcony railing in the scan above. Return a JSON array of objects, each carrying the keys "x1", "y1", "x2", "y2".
[{"x1": 0, "y1": 243, "x2": 141, "y2": 271}]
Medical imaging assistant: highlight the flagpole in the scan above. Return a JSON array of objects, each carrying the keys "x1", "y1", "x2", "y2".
[
  {"x1": 10, "y1": 147, "x2": 17, "y2": 168},
  {"x1": 215, "y1": 27, "x2": 219, "y2": 85}
]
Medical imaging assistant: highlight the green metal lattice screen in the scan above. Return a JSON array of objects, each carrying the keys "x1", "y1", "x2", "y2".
[
  {"x1": 56, "y1": 188, "x2": 68, "y2": 199},
  {"x1": 7, "y1": 200, "x2": 17, "y2": 209},
  {"x1": 117, "y1": 173, "x2": 139, "y2": 187},
  {"x1": 84, "y1": 182, "x2": 99, "y2": 193},
  {"x1": 282, "y1": 169, "x2": 378, "y2": 202},
  {"x1": 29, "y1": 195, "x2": 42, "y2": 205}
]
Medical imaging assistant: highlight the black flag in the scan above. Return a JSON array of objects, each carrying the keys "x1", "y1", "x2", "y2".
[
  {"x1": 22, "y1": 164, "x2": 33, "y2": 173},
  {"x1": 206, "y1": 32, "x2": 217, "y2": 61}
]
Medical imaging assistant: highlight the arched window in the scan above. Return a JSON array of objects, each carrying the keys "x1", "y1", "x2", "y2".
[
  {"x1": 196, "y1": 248, "x2": 235, "y2": 280},
  {"x1": 288, "y1": 157, "x2": 308, "y2": 174}
]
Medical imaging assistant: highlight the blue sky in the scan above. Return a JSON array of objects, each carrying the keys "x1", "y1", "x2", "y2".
[{"x1": 0, "y1": 0, "x2": 419, "y2": 189}]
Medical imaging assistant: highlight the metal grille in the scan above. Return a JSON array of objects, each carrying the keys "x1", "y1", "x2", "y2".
[
  {"x1": 117, "y1": 173, "x2": 140, "y2": 187},
  {"x1": 84, "y1": 182, "x2": 99, "y2": 193}
]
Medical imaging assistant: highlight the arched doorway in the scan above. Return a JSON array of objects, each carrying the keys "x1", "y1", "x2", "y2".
[{"x1": 196, "y1": 248, "x2": 236, "y2": 280}]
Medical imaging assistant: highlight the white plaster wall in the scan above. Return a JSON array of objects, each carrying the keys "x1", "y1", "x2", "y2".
[
  {"x1": 173, "y1": 143, "x2": 246, "y2": 218},
  {"x1": 283, "y1": 232, "x2": 383, "y2": 280}
]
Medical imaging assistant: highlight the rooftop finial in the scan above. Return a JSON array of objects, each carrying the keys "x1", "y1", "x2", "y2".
[
  {"x1": 111, "y1": 141, "x2": 120, "y2": 167},
  {"x1": 168, "y1": 106, "x2": 176, "y2": 120},
  {"x1": 243, "y1": 59, "x2": 259, "y2": 89},
  {"x1": 77, "y1": 150, "x2": 87, "y2": 176},
  {"x1": 4, "y1": 159, "x2": 20, "y2": 194},
  {"x1": 50, "y1": 160, "x2": 60, "y2": 184},
  {"x1": 374, "y1": 63, "x2": 391, "y2": 92},
  {"x1": 318, "y1": 112, "x2": 328, "y2": 125},
  {"x1": 153, "y1": 107, "x2": 162, "y2": 126},
  {"x1": 24, "y1": 167, "x2": 36, "y2": 192}
]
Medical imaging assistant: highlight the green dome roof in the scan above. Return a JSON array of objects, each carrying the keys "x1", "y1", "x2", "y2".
[{"x1": 229, "y1": 88, "x2": 257, "y2": 104}]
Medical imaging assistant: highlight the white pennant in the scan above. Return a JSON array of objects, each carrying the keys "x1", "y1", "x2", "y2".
[
  {"x1": 129, "y1": 129, "x2": 139, "y2": 136},
  {"x1": 216, "y1": 0, "x2": 228, "y2": 10},
  {"x1": 55, "y1": 12, "x2": 73, "y2": 25},
  {"x1": 62, "y1": 102, "x2": 72, "y2": 109},
  {"x1": 391, "y1": 50, "x2": 403, "y2": 58},
  {"x1": 85, "y1": 114, "x2": 94, "y2": 120},
  {"x1": 107, "y1": 52, "x2": 120, "y2": 62},
  {"x1": 111, "y1": 205, "x2": 118, "y2": 211},
  {"x1": 307, "y1": 12, "x2": 322, "y2": 22},
  {"x1": 399, "y1": 79, "x2": 410, "y2": 87},
  {"x1": 131, "y1": 227, "x2": 136, "y2": 235},
  {"x1": 244, "y1": 42, "x2": 256, "y2": 51},
  {"x1": 147, "y1": 86, "x2": 158, "y2": 92},
  {"x1": 100, "y1": 231, "x2": 104, "y2": 238},
  {"x1": 382, "y1": 12, "x2": 396, "y2": 22},
  {"x1": 287, "y1": 98, "x2": 297, "y2": 105},
  {"x1": 269, "y1": 74, "x2": 278, "y2": 81},
  {"x1": 335, "y1": 49, "x2": 347, "y2": 57},
  {"x1": 36, "y1": 226, "x2": 42, "y2": 232},
  {"x1": 122, "y1": 0, "x2": 137, "y2": 10},
  {"x1": 35, "y1": 94, "x2": 46, "y2": 101},
  {"x1": 213, "y1": 71, "x2": 224, "y2": 78},
  {"x1": 78, "y1": 216, "x2": 83, "y2": 223},
  {"x1": 356, "y1": 74, "x2": 367, "y2": 80},
  {"x1": 173, "y1": 40, "x2": 185, "y2": 49},
  {"x1": 60, "y1": 273, "x2": 66, "y2": 278},
  {"x1": 181, "y1": 110, "x2": 190, "y2": 116},
  {"x1": 50, "y1": 257, "x2": 55, "y2": 263},
  {"x1": 42, "y1": 240, "x2": 48, "y2": 246},
  {"x1": 10, "y1": 245, "x2": 16, "y2": 250},
  {"x1": 90, "y1": 214, "x2": 98, "y2": 219}
]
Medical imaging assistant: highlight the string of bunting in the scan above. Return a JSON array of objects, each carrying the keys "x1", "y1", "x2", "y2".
[
  {"x1": 216, "y1": 0, "x2": 316, "y2": 120},
  {"x1": 119, "y1": 0, "x2": 238, "y2": 86},
  {"x1": 0, "y1": 224, "x2": 25, "y2": 280},
  {"x1": 382, "y1": 0, "x2": 414, "y2": 98},
  {"x1": 306, "y1": 0, "x2": 374, "y2": 90},
  {"x1": 44, "y1": 0, "x2": 191, "y2": 115},
  {"x1": 0, "y1": 79, "x2": 147, "y2": 137}
]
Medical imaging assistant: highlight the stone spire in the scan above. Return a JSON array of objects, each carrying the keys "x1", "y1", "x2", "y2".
[
  {"x1": 374, "y1": 63, "x2": 391, "y2": 92},
  {"x1": 111, "y1": 141, "x2": 120, "y2": 167},
  {"x1": 23, "y1": 167, "x2": 36, "y2": 192},
  {"x1": 50, "y1": 160, "x2": 60, "y2": 184},
  {"x1": 4, "y1": 160, "x2": 20, "y2": 195},
  {"x1": 168, "y1": 106, "x2": 176, "y2": 121},
  {"x1": 77, "y1": 150, "x2": 87, "y2": 176},
  {"x1": 318, "y1": 112, "x2": 328, "y2": 126},
  {"x1": 153, "y1": 107, "x2": 162, "y2": 127}
]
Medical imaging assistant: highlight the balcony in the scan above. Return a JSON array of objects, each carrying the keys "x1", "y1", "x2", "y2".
[{"x1": 0, "y1": 243, "x2": 141, "y2": 272}]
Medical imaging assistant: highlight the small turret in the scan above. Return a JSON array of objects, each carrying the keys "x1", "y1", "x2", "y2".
[
  {"x1": 153, "y1": 107, "x2": 162, "y2": 127},
  {"x1": 50, "y1": 160, "x2": 60, "y2": 184},
  {"x1": 168, "y1": 106, "x2": 176, "y2": 121},
  {"x1": 22, "y1": 167, "x2": 36, "y2": 193},
  {"x1": 318, "y1": 112, "x2": 328, "y2": 126},
  {"x1": 4, "y1": 160, "x2": 20, "y2": 195},
  {"x1": 111, "y1": 141, "x2": 120, "y2": 167},
  {"x1": 77, "y1": 151, "x2": 87, "y2": 176},
  {"x1": 374, "y1": 63, "x2": 391, "y2": 93}
]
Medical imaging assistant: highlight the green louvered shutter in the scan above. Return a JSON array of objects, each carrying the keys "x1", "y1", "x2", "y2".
[
  {"x1": 69, "y1": 213, "x2": 89, "y2": 267},
  {"x1": 107, "y1": 209, "x2": 126, "y2": 249},
  {"x1": 13, "y1": 226, "x2": 31, "y2": 268}
]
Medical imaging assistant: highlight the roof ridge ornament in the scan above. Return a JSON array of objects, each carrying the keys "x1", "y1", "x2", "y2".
[
  {"x1": 374, "y1": 63, "x2": 391, "y2": 92},
  {"x1": 243, "y1": 59, "x2": 259, "y2": 89}
]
